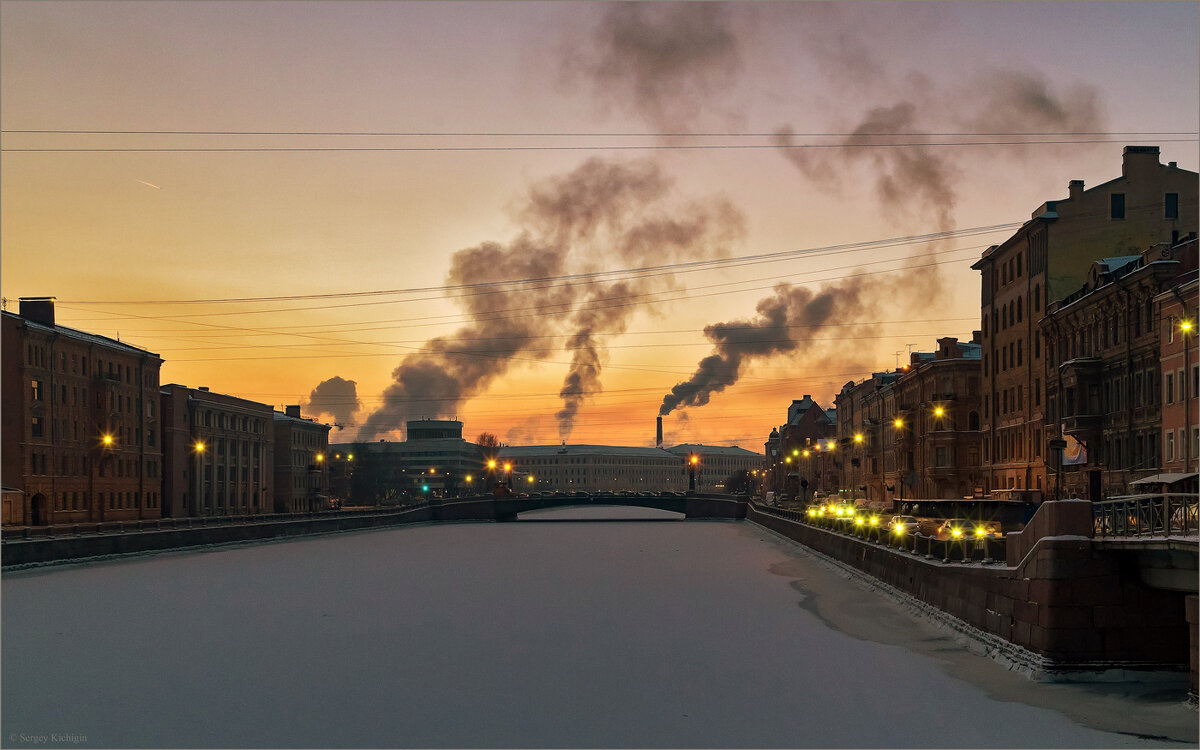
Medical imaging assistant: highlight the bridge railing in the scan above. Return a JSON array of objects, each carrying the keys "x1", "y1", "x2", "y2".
[
  {"x1": 751, "y1": 501, "x2": 1005, "y2": 564},
  {"x1": 1092, "y1": 493, "x2": 1198, "y2": 538}
]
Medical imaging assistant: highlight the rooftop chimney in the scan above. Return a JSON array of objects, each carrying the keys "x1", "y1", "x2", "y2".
[
  {"x1": 1122, "y1": 145, "x2": 1161, "y2": 177},
  {"x1": 18, "y1": 297, "x2": 56, "y2": 327},
  {"x1": 198, "y1": 386, "x2": 209, "y2": 392},
  {"x1": 656, "y1": 416, "x2": 663, "y2": 448},
  {"x1": 1067, "y1": 180, "x2": 1084, "y2": 201},
  {"x1": 285, "y1": 404, "x2": 301, "y2": 418}
]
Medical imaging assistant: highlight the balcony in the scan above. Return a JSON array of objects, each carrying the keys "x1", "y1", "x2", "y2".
[{"x1": 1061, "y1": 413, "x2": 1102, "y2": 440}]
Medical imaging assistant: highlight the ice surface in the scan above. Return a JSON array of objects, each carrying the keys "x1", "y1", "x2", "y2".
[{"x1": 2, "y1": 506, "x2": 1192, "y2": 748}]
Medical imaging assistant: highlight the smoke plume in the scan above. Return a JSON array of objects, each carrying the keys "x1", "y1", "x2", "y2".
[
  {"x1": 561, "y1": 2, "x2": 742, "y2": 132},
  {"x1": 305, "y1": 376, "x2": 360, "y2": 428},
  {"x1": 660, "y1": 281, "x2": 869, "y2": 416},
  {"x1": 356, "y1": 158, "x2": 743, "y2": 441}
]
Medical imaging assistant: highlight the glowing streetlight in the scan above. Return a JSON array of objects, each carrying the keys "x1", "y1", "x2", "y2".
[
  {"x1": 193, "y1": 440, "x2": 205, "y2": 453},
  {"x1": 102, "y1": 434, "x2": 114, "y2": 447},
  {"x1": 526, "y1": 475, "x2": 535, "y2": 484},
  {"x1": 1181, "y1": 319, "x2": 1194, "y2": 333},
  {"x1": 784, "y1": 456, "x2": 792, "y2": 464},
  {"x1": 429, "y1": 467, "x2": 436, "y2": 475},
  {"x1": 854, "y1": 433, "x2": 863, "y2": 443},
  {"x1": 791, "y1": 448, "x2": 799, "y2": 457},
  {"x1": 316, "y1": 453, "x2": 324, "y2": 463},
  {"x1": 894, "y1": 418, "x2": 903, "y2": 428},
  {"x1": 465, "y1": 474, "x2": 473, "y2": 483},
  {"x1": 347, "y1": 453, "x2": 354, "y2": 461},
  {"x1": 802, "y1": 449, "x2": 810, "y2": 458},
  {"x1": 487, "y1": 459, "x2": 497, "y2": 470},
  {"x1": 933, "y1": 406, "x2": 945, "y2": 417}
]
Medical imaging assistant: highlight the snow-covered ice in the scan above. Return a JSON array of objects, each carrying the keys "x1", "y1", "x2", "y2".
[{"x1": 2, "y1": 505, "x2": 1194, "y2": 748}]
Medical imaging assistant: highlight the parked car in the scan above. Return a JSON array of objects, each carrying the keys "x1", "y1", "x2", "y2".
[{"x1": 890, "y1": 515, "x2": 920, "y2": 534}]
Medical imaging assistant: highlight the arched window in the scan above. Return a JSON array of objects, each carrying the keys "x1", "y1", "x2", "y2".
[{"x1": 969, "y1": 411, "x2": 980, "y2": 431}]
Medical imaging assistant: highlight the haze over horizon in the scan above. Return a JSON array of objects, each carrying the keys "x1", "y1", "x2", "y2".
[{"x1": 3, "y1": 1, "x2": 1197, "y2": 448}]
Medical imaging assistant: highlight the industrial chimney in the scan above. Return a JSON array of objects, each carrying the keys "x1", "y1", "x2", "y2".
[{"x1": 656, "y1": 416, "x2": 663, "y2": 448}]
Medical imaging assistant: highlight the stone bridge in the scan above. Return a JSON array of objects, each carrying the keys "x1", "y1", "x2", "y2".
[{"x1": 429, "y1": 492, "x2": 746, "y2": 523}]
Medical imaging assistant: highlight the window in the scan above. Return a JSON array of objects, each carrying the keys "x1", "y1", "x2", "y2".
[
  {"x1": 1110, "y1": 193, "x2": 1125, "y2": 219},
  {"x1": 1016, "y1": 252, "x2": 1022, "y2": 277},
  {"x1": 1166, "y1": 193, "x2": 1179, "y2": 220},
  {"x1": 1035, "y1": 379, "x2": 1041, "y2": 407},
  {"x1": 31, "y1": 379, "x2": 44, "y2": 401},
  {"x1": 1180, "y1": 369, "x2": 1187, "y2": 401},
  {"x1": 31, "y1": 416, "x2": 43, "y2": 438},
  {"x1": 1034, "y1": 332, "x2": 1040, "y2": 359},
  {"x1": 1017, "y1": 296, "x2": 1022, "y2": 323},
  {"x1": 1166, "y1": 431, "x2": 1175, "y2": 462}
]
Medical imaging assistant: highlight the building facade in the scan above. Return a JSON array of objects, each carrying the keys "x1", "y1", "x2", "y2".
[
  {"x1": 1156, "y1": 268, "x2": 1199, "y2": 483},
  {"x1": 499, "y1": 444, "x2": 687, "y2": 494},
  {"x1": 331, "y1": 420, "x2": 486, "y2": 503},
  {"x1": 972, "y1": 146, "x2": 1198, "y2": 498},
  {"x1": 665, "y1": 444, "x2": 763, "y2": 493},
  {"x1": 273, "y1": 405, "x2": 331, "y2": 512},
  {"x1": 2, "y1": 298, "x2": 163, "y2": 526},
  {"x1": 160, "y1": 384, "x2": 275, "y2": 517},
  {"x1": 1041, "y1": 238, "x2": 1198, "y2": 499}
]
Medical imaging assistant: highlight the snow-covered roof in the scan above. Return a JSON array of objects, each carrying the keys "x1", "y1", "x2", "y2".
[
  {"x1": 500, "y1": 444, "x2": 677, "y2": 459},
  {"x1": 3, "y1": 310, "x2": 160, "y2": 358}
]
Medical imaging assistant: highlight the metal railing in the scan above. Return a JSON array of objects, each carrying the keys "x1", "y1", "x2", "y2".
[
  {"x1": 1, "y1": 501, "x2": 433, "y2": 542},
  {"x1": 751, "y1": 501, "x2": 1004, "y2": 564},
  {"x1": 1092, "y1": 493, "x2": 1198, "y2": 538}
]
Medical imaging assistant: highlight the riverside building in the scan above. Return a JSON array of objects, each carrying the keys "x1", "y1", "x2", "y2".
[{"x1": 2, "y1": 297, "x2": 163, "y2": 526}]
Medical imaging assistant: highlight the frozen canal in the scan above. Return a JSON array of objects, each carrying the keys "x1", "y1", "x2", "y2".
[{"x1": 3, "y1": 506, "x2": 1195, "y2": 748}]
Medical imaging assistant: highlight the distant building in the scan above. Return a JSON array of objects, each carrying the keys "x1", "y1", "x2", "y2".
[
  {"x1": 2, "y1": 297, "x2": 163, "y2": 526},
  {"x1": 499, "y1": 444, "x2": 685, "y2": 494},
  {"x1": 834, "y1": 371, "x2": 898, "y2": 505},
  {"x1": 331, "y1": 420, "x2": 485, "y2": 503},
  {"x1": 1042, "y1": 237, "x2": 1198, "y2": 498},
  {"x1": 273, "y1": 405, "x2": 331, "y2": 512},
  {"x1": 768, "y1": 395, "x2": 837, "y2": 501},
  {"x1": 834, "y1": 336, "x2": 983, "y2": 506},
  {"x1": 972, "y1": 146, "x2": 1198, "y2": 498},
  {"x1": 160, "y1": 384, "x2": 275, "y2": 517},
  {"x1": 665, "y1": 444, "x2": 762, "y2": 492}
]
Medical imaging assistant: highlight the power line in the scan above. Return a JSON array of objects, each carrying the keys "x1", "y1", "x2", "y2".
[
  {"x1": 5, "y1": 137, "x2": 1193, "y2": 153},
  {"x1": 56, "y1": 222, "x2": 1018, "y2": 307},
  {"x1": 5, "y1": 128, "x2": 1194, "y2": 137}
]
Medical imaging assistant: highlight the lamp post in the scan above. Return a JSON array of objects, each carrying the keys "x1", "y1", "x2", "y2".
[
  {"x1": 689, "y1": 454, "x2": 699, "y2": 492},
  {"x1": 1182, "y1": 317, "x2": 1194, "y2": 474},
  {"x1": 192, "y1": 439, "x2": 205, "y2": 516}
]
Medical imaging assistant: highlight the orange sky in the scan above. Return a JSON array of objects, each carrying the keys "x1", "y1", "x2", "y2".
[{"x1": 3, "y1": 1, "x2": 1197, "y2": 449}]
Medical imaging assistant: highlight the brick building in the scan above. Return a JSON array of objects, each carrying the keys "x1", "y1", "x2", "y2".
[
  {"x1": 1041, "y1": 241, "x2": 1196, "y2": 499},
  {"x1": 1, "y1": 298, "x2": 163, "y2": 525},
  {"x1": 768, "y1": 395, "x2": 836, "y2": 502},
  {"x1": 834, "y1": 336, "x2": 983, "y2": 506},
  {"x1": 834, "y1": 371, "x2": 898, "y2": 506},
  {"x1": 972, "y1": 146, "x2": 1198, "y2": 498},
  {"x1": 160, "y1": 384, "x2": 275, "y2": 517},
  {"x1": 1155, "y1": 263, "x2": 1199, "y2": 486},
  {"x1": 273, "y1": 405, "x2": 331, "y2": 512}
]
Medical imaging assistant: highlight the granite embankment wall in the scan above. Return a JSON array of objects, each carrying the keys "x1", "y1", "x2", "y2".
[
  {"x1": 748, "y1": 500, "x2": 1189, "y2": 676},
  {"x1": 2, "y1": 505, "x2": 436, "y2": 566}
]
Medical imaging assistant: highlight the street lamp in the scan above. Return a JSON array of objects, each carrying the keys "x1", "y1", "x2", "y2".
[
  {"x1": 1182, "y1": 318, "x2": 1194, "y2": 474},
  {"x1": 192, "y1": 439, "x2": 206, "y2": 516},
  {"x1": 689, "y1": 454, "x2": 699, "y2": 492}
]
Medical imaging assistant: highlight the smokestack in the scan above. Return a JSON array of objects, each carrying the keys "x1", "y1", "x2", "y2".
[{"x1": 657, "y1": 416, "x2": 663, "y2": 447}]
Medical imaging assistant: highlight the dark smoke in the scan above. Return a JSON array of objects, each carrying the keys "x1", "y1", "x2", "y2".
[
  {"x1": 562, "y1": 2, "x2": 742, "y2": 132},
  {"x1": 357, "y1": 158, "x2": 744, "y2": 441},
  {"x1": 660, "y1": 281, "x2": 867, "y2": 416},
  {"x1": 773, "y1": 70, "x2": 1104, "y2": 233},
  {"x1": 775, "y1": 102, "x2": 958, "y2": 232},
  {"x1": 305, "y1": 376, "x2": 360, "y2": 428}
]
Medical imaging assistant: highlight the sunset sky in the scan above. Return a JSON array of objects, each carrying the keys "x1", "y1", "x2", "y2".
[{"x1": 3, "y1": 1, "x2": 1197, "y2": 449}]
